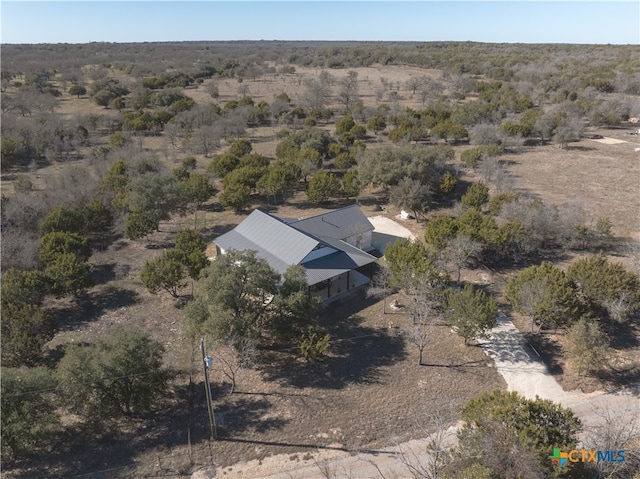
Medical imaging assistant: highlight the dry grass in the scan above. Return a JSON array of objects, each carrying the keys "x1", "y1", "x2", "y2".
[
  {"x1": 502, "y1": 139, "x2": 640, "y2": 237},
  {"x1": 3, "y1": 62, "x2": 640, "y2": 478},
  {"x1": 28, "y1": 228, "x2": 506, "y2": 477}
]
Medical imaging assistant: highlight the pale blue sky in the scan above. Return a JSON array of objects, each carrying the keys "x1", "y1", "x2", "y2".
[{"x1": 2, "y1": 1, "x2": 639, "y2": 44}]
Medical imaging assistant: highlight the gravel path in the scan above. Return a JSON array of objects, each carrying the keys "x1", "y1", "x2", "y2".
[{"x1": 478, "y1": 314, "x2": 640, "y2": 447}]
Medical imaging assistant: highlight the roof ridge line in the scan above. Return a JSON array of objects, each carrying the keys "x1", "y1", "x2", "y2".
[
  {"x1": 253, "y1": 208, "x2": 328, "y2": 248},
  {"x1": 287, "y1": 203, "x2": 359, "y2": 224}
]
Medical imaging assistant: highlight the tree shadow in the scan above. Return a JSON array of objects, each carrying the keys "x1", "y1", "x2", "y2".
[
  {"x1": 4, "y1": 417, "x2": 140, "y2": 478},
  {"x1": 565, "y1": 145, "x2": 597, "y2": 152},
  {"x1": 199, "y1": 201, "x2": 224, "y2": 213},
  {"x1": 603, "y1": 319, "x2": 640, "y2": 350},
  {"x1": 91, "y1": 262, "x2": 117, "y2": 284},
  {"x1": 215, "y1": 396, "x2": 289, "y2": 437},
  {"x1": 597, "y1": 365, "x2": 640, "y2": 392},
  {"x1": 144, "y1": 240, "x2": 174, "y2": 250},
  {"x1": 88, "y1": 230, "x2": 125, "y2": 253},
  {"x1": 257, "y1": 290, "x2": 407, "y2": 389},
  {"x1": 598, "y1": 320, "x2": 640, "y2": 389},
  {"x1": 219, "y1": 437, "x2": 390, "y2": 456},
  {"x1": 524, "y1": 332, "x2": 564, "y2": 376},
  {"x1": 200, "y1": 222, "x2": 239, "y2": 242},
  {"x1": 355, "y1": 192, "x2": 388, "y2": 210},
  {"x1": 484, "y1": 245, "x2": 573, "y2": 272},
  {"x1": 420, "y1": 359, "x2": 487, "y2": 369},
  {"x1": 50, "y1": 286, "x2": 140, "y2": 331}
]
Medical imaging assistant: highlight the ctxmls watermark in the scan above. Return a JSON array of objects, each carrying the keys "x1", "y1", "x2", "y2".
[{"x1": 549, "y1": 448, "x2": 625, "y2": 467}]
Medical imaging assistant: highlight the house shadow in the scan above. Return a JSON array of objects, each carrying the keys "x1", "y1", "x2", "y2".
[{"x1": 257, "y1": 290, "x2": 407, "y2": 389}]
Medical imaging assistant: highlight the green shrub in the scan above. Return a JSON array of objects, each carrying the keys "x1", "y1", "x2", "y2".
[
  {"x1": 461, "y1": 145, "x2": 503, "y2": 168},
  {"x1": 461, "y1": 182, "x2": 489, "y2": 209},
  {"x1": 40, "y1": 205, "x2": 87, "y2": 235},
  {"x1": 299, "y1": 332, "x2": 330, "y2": 364},
  {"x1": 1, "y1": 367, "x2": 60, "y2": 460}
]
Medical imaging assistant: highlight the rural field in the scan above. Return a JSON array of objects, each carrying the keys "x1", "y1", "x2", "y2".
[{"x1": 1, "y1": 41, "x2": 639, "y2": 478}]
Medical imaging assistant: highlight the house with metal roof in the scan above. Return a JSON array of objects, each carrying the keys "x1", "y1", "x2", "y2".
[{"x1": 213, "y1": 205, "x2": 378, "y2": 300}]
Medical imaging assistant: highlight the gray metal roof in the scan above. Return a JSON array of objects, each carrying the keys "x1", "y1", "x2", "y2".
[
  {"x1": 213, "y1": 229, "x2": 291, "y2": 274},
  {"x1": 288, "y1": 204, "x2": 373, "y2": 240},
  {"x1": 303, "y1": 242, "x2": 377, "y2": 285},
  {"x1": 216, "y1": 210, "x2": 320, "y2": 268},
  {"x1": 213, "y1": 208, "x2": 377, "y2": 286}
]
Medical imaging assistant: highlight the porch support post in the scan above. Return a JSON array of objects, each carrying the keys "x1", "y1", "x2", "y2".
[{"x1": 347, "y1": 270, "x2": 350, "y2": 290}]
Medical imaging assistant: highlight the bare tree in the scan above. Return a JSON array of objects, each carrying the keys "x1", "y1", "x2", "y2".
[
  {"x1": 389, "y1": 178, "x2": 430, "y2": 221},
  {"x1": 498, "y1": 197, "x2": 561, "y2": 253},
  {"x1": 402, "y1": 274, "x2": 444, "y2": 365},
  {"x1": 206, "y1": 81, "x2": 219, "y2": 99},
  {"x1": 304, "y1": 78, "x2": 331, "y2": 112},
  {"x1": 314, "y1": 455, "x2": 338, "y2": 479},
  {"x1": 395, "y1": 403, "x2": 458, "y2": 479},
  {"x1": 337, "y1": 70, "x2": 359, "y2": 114},
  {"x1": 512, "y1": 277, "x2": 547, "y2": 333},
  {"x1": 222, "y1": 107, "x2": 249, "y2": 141},
  {"x1": 367, "y1": 264, "x2": 392, "y2": 314},
  {"x1": 450, "y1": 74, "x2": 474, "y2": 101},
  {"x1": 210, "y1": 337, "x2": 257, "y2": 395},
  {"x1": 187, "y1": 124, "x2": 221, "y2": 158},
  {"x1": 582, "y1": 401, "x2": 640, "y2": 479},
  {"x1": 405, "y1": 77, "x2": 424, "y2": 95},
  {"x1": 554, "y1": 113, "x2": 584, "y2": 149},
  {"x1": 237, "y1": 83, "x2": 250, "y2": 97},
  {"x1": 469, "y1": 123, "x2": 500, "y2": 146},
  {"x1": 476, "y1": 156, "x2": 513, "y2": 192},
  {"x1": 625, "y1": 241, "x2": 640, "y2": 275},
  {"x1": 419, "y1": 80, "x2": 445, "y2": 106},
  {"x1": 602, "y1": 290, "x2": 636, "y2": 323},
  {"x1": 270, "y1": 97, "x2": 290, "y2": 122},
  {"x1": 444, "y1": 235, "x2": 483, "y2": 285},
  {"x1": 164, "y1": 121, "x2": 184, "y2": 152},
  {"x1": 318, "y1": 70, "x2": 335, "y2": 87},
  {"x1": 404, "y1": 319, "x2": 432, "y2": 366}
]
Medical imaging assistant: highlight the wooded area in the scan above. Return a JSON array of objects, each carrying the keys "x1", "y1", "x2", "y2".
[{"x1": 1, "y1": 40, "x2": 639, "y2": 478}]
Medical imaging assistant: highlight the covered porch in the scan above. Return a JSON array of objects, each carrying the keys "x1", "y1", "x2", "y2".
[{"x1": 308, "y1": 269, "x2": 371, "y2": 301}]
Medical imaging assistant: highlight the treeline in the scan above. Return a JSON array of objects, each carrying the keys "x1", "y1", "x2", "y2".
[{"x1": 4, "y1": 41, "x2": 640, "y2": 92}]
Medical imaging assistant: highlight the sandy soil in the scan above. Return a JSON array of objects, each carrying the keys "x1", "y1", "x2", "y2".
[{"x1": 594, "y1": 137, "x2": 628, "y2": 145}]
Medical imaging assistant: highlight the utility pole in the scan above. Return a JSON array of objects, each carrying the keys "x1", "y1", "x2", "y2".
[{"x1": 200, "y1": 338, "x2": 217, "y2": 440}]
